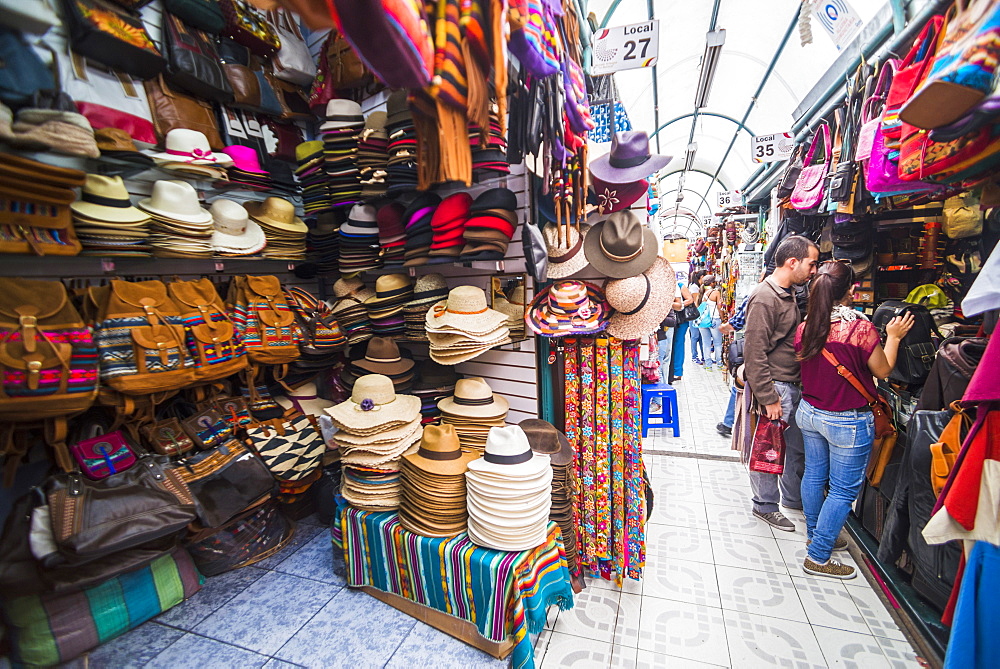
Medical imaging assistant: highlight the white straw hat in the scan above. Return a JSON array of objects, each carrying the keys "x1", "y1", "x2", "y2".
[
  {"x1": 149, "y1": 129, "x2": 233, "y2": 166},
  {"x1": 210, "y1": 199, "x2": 266, "y2": 254},
  {"x1": 466, "y1": 426, "x2": 550, "y2": 479},
  {"x1": 137, "y1": 180, "x2": 212, "y2": 225},
  {"x1": 326, "y1": 374, "x2": 421, "y2": 432}
]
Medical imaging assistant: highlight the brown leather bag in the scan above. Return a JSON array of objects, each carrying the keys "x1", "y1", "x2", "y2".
[
  {"x1": 144, "y1": 74, "x2": 224, "y2": 149},
  {"x1": 264, "y1": 68, "x2": 312, "y2": 120},
  {"x1": 930, "y1": 401, "x2": 970, "y2": 497},
  {"x1": 168, "y1": 278, "x2": 248, "y2": 383},
  {"x1": 326, "y1": 31, "x2": 370, "y2": 89},
  {"x1": 223, "y1": 62, "x2": 261, "y2": 110}
]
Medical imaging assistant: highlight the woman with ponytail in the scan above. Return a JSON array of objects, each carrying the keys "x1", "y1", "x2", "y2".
[{"x1": 793, "y1": 261, "x2": 914, "y2": 580}]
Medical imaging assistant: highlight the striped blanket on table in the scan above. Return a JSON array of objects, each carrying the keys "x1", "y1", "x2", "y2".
[{"x1": 335, "y1": 506, "x2": 575, "y2": 669}]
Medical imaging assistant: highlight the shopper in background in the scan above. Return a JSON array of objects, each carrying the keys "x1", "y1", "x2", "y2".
[
  {"x1": 698, "y1": 274, "x2": 723, "y2": 371},
  {"x1": 716, "y1": 294, "x2": 750, "y2": 437},
  {"x1": 688, "y1": 270, "x2": 706, "y2": 365},
  {"x1": 671, "y1": 280, "x2": 695, "y2": 382},
  {"x1": 742, "y1": 235, "x2": 819, "y2": 532},
  {"x1": 657, "y1": 292, "x2": 683, "y2": 385},
  {"x1": 794, "y1": 260, "x2": 913, "y2": 579}
]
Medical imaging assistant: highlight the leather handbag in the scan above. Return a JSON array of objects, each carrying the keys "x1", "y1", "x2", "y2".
[
  {"x1": 164, "y1": 0, "x2": 225, "y2": 34},
  {"x1": 218, "y1": 38, "x2": 261, "y2": 111},
  {"x1": 250, "y1": 55, "x2": 283, "y2": 116},
  {"x1": 266, "y1": 71, "x2": 312, "y2": 120},
  {"x1": 60, "y1": 0, "x2": 166, "y2": 79},
  {"x1": 268, "y1": 120, "x2": 304, "y2": 161},
  {"x1": 220, "y1": 0, "x2": 281, "y2": 57},
  {"x1": 163, "y1": 13, "x2": 233, "y2": 104},
  {"x1": 144, "y1": 74, "x2": 224, "y2": 150},
  {"x1": 47, "y1": 455, "x2": 197, "y2": 561},
  {"x1": 790, "y1": 123, "x2": 831, "y2": 211},
  {"x1": 324, "y1": 30, "x2": 370, "y2": 89},
  {"x1": 930, "y1": 401, "x2": 971, "y2": 497},
  {"x1": 167, "y1": 277, "x2": 248, "y2": 382},
  {"x1": 268, "y1": 9, "x2": 316, "y2": 86},
  {"x1": 142, "y1": 418, "x2": 194, "y2": 456},
  {"x1": 821, "y1": 348, "x2": 897, "y2": 487},
  {"x1": 776, "y1": 144, "x2": 804, "y2": 199},
  {"x1": 69, "y1": 430, "x2": 136, "y2": 480},
  {"x1": 176, "y1": 439, "x2": 275, "y2": 528},
  {"x1": 182, "y1": 409, "x2": 234, "y2": 450},
  {"x1": 680, "y1": 303, "x2": 700, "y2": 323},
  {"x1": 244, "y1": 411, "x2": 325, "y2": 482}
]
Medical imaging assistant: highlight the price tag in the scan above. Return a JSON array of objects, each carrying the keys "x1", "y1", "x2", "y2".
[
  {"x1": 591, "y1": 20, "x2": 660, "y2": 75},
  {"x1": 716, "y1": 190, "x2": 742, "y2": 209},
  {"x1": 751, "y1": 133, "x2": 795, "y2": 163}
]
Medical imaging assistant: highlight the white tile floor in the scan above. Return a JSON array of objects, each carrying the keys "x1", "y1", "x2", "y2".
[{"x1": 533, "y1": 363, "x2": 928, "y2": 669}]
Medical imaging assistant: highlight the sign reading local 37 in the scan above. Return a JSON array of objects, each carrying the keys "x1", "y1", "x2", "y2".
[
  {"x1": 591, "y1": 20, "x2": 660, "y2": 75},
  {"x1": 751, "y1": 133, "x2": 795, "y2": 163}
]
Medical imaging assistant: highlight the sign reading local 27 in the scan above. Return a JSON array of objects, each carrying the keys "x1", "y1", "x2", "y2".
[{"x1": 591, "y1": 20, "x2": 660, "y2": 75}]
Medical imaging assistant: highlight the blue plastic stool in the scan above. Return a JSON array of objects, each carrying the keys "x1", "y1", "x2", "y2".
[{"x1": 641, "y1": 384, "x2": 680, "y2": 438}]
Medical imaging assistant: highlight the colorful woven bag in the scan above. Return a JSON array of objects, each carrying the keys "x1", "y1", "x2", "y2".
[
  {"x1": 226, "y1": 275, "x2": 301, "y2": 365},
  {"x1": 168, "y1": 277, "x2": 248, "y2": 383},
  {"x1": 244, "y1": 411, "x2": 325, "y2": 482},
  {"x1": 881, "y1": 16, "x2": 944, "y2": 145},
  {"x1": 508, "y1": 0, "x2": 560, "y2": 77}
]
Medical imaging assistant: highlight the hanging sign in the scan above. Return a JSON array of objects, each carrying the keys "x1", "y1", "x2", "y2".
[
  {"x1": 751, "y1": 132, "x2": 795, "y2": 163},
  {"x1": 814, "y1": 0, "x2": 863, "y2": 51},
  {"x1": 591, "y1": 20, "x2": 660, "y2": 75},
  {"x1": 717, "y1": 190, "x2": 742, "y2": 209}
]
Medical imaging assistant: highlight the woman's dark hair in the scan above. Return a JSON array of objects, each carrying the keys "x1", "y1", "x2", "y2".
[
  {"x1": 797, "y1": 261, "x2": 855, "y2": 361},
  {"x1": 689, "y1": 269, "x2": 706, "y2": 286}
]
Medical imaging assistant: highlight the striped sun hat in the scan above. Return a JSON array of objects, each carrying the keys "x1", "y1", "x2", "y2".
[{"x1": 525, "y1": 280, "x2": 610, "y2": 337}]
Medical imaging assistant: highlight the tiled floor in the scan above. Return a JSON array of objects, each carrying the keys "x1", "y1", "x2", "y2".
[{"x1": 76, "y1": 363, "x2": 925, "y2": 668}]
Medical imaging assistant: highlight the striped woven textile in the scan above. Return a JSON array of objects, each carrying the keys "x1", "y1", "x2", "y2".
[
  {"x1": 578, "y1": 338, "x2": 597, "y2": 567},
  {"x1": 623, "y1": 339, "x2": 645, "y2": 579},
  {"x1": 432, "y1": 0, "x2": 468, "y2": 110},
  {"x1": 594, "y1": 337, "x2": 611, "y2": 559},
  {"x1": 609, "y1": 338, "x2": 627, "y2": 582},
  {"x1": 1, "y1": 548, "x2": 202, "y2": 666},
  {"x1": 337, "y1": 506, "x2": 574, "y2": 669}
]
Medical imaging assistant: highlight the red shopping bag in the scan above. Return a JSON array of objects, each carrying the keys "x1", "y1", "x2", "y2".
[{"x1": 749, "y1": 418, "x2": 789, "y2": 474}]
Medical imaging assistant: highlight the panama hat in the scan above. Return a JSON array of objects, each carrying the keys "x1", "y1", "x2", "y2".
[
  {"x1": 333, "y1": 417, "x2": 422, "y2": 447},
  {"x1": 425, "y1": 286, "x2": 509, "y2": 334},
  {"x1": 149, "y1": 129, "x2": 233, "y2": 166},
  {"x1": 365, "y1": 273, "x2": 414, "y2": 308},
  {"x1": 589, "y1": 131, "x2": 672, "y2": 183},
  {"x1": 402, "y1": 424, "x2": 478, "y2": 477},
  {"x1": 353, "y1": 337, "x2": 415, "y2": 376},
  {"x1": 210, "y1": 199, "x2": 266, "y2": 254},
  {"x1": 467, "y1": 425, "x2": 551, "y2": 479},
  {"x1": 137, "y1": 180, "x2": 212, "y2": 225},
  {"x1": 438, "y1": 377, "x2": 509, "y2": 418},
  {"x1": 526, "y1": 280, "x2": 610, "y2": 337},
  {"x1": 326, "y1": 374, "x2": 420, "y2": 431},
  {"x1": 245, "y1": 197, "x2": 307, "y2": 234},
  {"x1": 584, "y1": 210, "x2": 657, "y2": 278},
  {"x1": 543, "y1": 223, "x2": 591, "y2": 279},
  {"x1": 320, "y1": 99, "x2": 364, "y2": 131},
  {"x1": 605, "y1": 256, "x2": 676, "y2": 341},
  {"x1": 592, "y1": 176, "x2": 648, "y2": 214},
  {"x1": 71, "y1": 175, "x2": 148, "y2": 224}
]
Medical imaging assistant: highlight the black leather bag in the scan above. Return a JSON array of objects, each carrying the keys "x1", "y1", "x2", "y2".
[
  {"x1": 163, "y1": 13, "x2": 233, "y2": 103},
  {"x1": 872, "y1": 301, "x2": 940, "y2": 386},
  {"x1": 176, "y1": 439, "x2": 275, "y2": 528},
  {"x1": 680, "y1": 303, "x2": 700, "y2": 323},
  {"x1": 776, "y1": 144, "x2": 804, "y2": 199}
]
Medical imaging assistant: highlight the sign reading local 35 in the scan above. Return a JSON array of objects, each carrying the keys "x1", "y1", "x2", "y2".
[
  {"x1": 591, "y1": 20, "x2": 660, "y2": 75},
  {"x1": 751, "y1": 133, "x2": 795, "y2": 163}
]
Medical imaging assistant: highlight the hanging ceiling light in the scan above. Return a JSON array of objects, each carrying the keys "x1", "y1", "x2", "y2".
[
  {"x1": 683, "y1": 142, "x2": 698, "y2": 171},
  {"x1": 693, "y1": 29, "x2": 726, "y2": 109}
]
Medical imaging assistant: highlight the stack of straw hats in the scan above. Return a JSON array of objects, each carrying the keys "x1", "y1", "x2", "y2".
[
  {"x1": 326, "y1": 374, "x2": 422, "y2": 511},
  {"x1": 428, "y1": 192, "x2": 472, "y2": 263},
  {"x1": 223, "y1": 145, "x2": 271, "y2": 190},
  {"x1": 376, "y1": 202, "x2": 407, "y2": 267},
  {"x1": 365, "y1": 273, "x2": 413, "y2": 337},
  {"x1": 339, "y1": 204, "x2": 382, "y2": 273},
  {"x1": 245, "y1": 197, "x2": 307, "y2": 261},
  {"x1": 526, "y1": 280, "x2": 610, "y2": 337},
  {"x1": 137, "y1": 180, "x2": 213, "y2": 258},
  {"x1": 330, "y1": 277, "x2": 375, "y2": 346},
  {"x1": 466, "y1": 426, "x2": 553, "y2": 552},
  {"x1": 460, "y1": 188, "x2": 518, "y2": 262},
  {"x1": 402, "y1": 192, "x2": 440, "y2": 267},
  {"x1": 521, "y1": 419, "x2": 578, "y2": 572},
  {"x1": 401, "y1": 273, "x2": 449, "y2": 340},
  {"x1": 71, "y1": 175, "x2": 151, "y2": 257},
  {"x1": 147, "y1": 129, "x2": 231, "y2": 180},
  {"x1": 426, "y1": 286, "x2": 511, "y2": 365},
  {"x1": 296, "y1": 140, "x2": 330, "y2": 215},
  {"x1": 493, "y1": 285, "x2": 526, "y2": 340},
  {"x1": 411, "y1": 359, "x2": 459, "y2": 425},
  {"x1": 399, "y1": 424, "x2": 478, "y2": 537},
  {"x1": 320, "y1": 100, "x2": 364, "y2": 208},
  {"x1": 345, "y1": 337, "x2": 414, "y2": 392},
  {"x1": 438, "y1": 377, "x2": 508, "y2": 451},
  {"x1": 209, "y1": 199, "x2": 266, "y2": 257},
  {"x1": 358, "y1": 111, "x2": 389, "y2": 199},
  {"x1": 385, "y1": 90, "x2": 418, "y2": 194}
]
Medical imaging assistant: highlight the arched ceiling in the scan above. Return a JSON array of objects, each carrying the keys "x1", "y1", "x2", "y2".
[{"x1": 588, "y1": 0, "x2": 885, "y2": 227}]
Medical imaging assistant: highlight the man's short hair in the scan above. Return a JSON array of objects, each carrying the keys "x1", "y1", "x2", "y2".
[{"x1": 774, "y1": 235, "x2": 818, "y2": 268}]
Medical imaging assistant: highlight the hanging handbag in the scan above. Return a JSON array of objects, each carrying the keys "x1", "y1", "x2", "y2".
[
  {"x1": 0, "y1": 27, "x2": 56, "y2": 108},
  {"x1": 176, "y1": 439, "x2": 275, "y2": 528},
  {"x1": 244, "y1": 411, "x2": 325, "y2": 482},
  {"x1": 59, "y1": 50, "x2": 156, "y2": 144},
  {"x1": 144, "y1": 74, "x2": 224, "y2": 150},
  {"x1": 930, "y1": 401, "x2": 971, "y2": 497},
  {"x1": 220, "y1": 0, "x2": 280, "y2": 57},
  {"x1": 164, "y1": 0, "x2": 225, "y2": 34},
  {"x1": 820, "y1": 348, "x2": 897, "y2": 487},
  {"x1": 942, "y1": 192, "x2": 984, "y2": 238},
  {"x1": 268, "y1": 9, "x2": 316, "y2": 86},
  {"x1": 214, "y1": 395, "x2": 253, "y2": 428},
  {"x1": 508, "y1": 0, "x2": 559, "y2": 77},
  {"x1": 163, "y1": 13, "x2": 234, "y2": 103},
  {"x1": 268, "y1": 119, "x2": 304, "y2": 161},
  {"x1": 902, "y1": 1, "x2": 1000, "y2": 130},
  {"x1": 324, "y1": 30, "x2": 370, "y2": 90},
  {"x1": 680, "y1": 303, "x2": 700, "y2": 323},
  {"x1": 46, "y1": 454, "x2": 197, "y2": 560},
  {"x1": 142, "y1": 418, "x2": 194, "y2": 456},
  {"x1": 881, "y1": 16, "x2": 944, "y2": 144},
  {"x1": 263, "y1": 67, "x2": 311, "y2": 120},
  {"x1": 182, "y1": 408, "x2": 234, "y2": 450},
  {"x1": 749, "y1": 418, "x2": 788, "y2": 474},
  {"x1": 790, "y1": 123, "x2": 831, "y2": 212},
  {"x1": 776, "y1": 144, "x2": 804, "y2": 199},
  {"x1": 69, "y1": 430, "x2": 136, "y2": 480},
  {"x1": 250, "y1": 54, "x2": 284, "y2": 116},
  {"x1": 60, "y1": 0, "x2": 165, "y2": 79}
]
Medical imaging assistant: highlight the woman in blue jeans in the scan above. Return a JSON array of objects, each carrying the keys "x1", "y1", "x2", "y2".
[
  {"x1": 697, "y1": 274, "x2": 723, "y2": 371},
  {"x1": 793, "y1": 261, "x2": 913, "y2": 580},
  {"x1": 687, "y1": 270, "x2": 706, "y2": 364}
]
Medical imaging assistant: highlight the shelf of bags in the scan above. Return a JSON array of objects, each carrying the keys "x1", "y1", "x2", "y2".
[{"x1": 0, "y1": 255, "x2": 302, "y2": 278}]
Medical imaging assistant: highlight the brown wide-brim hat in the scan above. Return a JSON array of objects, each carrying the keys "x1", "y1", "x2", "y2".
[
  {"x1": 519, "y1": 419, "x2": 570, "y2": 456},
  {"x1": 584, "y1": 210, "x2": 658, "y2": 278}
]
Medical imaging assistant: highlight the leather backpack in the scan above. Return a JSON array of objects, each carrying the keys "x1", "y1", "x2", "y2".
[
  {"x1": 226, "y1": 275, "x2": 301, "y2": 365},
  {"x1": 167, "y1": 278, "x2": 248, "y2": 383},
  {"x1": 872, "y1": 300, "x2": 940, "y2": 386}
]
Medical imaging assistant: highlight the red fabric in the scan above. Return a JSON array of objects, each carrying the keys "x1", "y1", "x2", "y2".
[
  {"x1": 429, "y1": 192, "x2": 472, "y2": 228},
  {"x1": 376, "y1": 203, "x2": 406, "y2": 237},
  {"x1": 942, "y1": 551, "x2": 966, "y2": 626},
  {"x1": 939, "y1": 410, "x2": 1000, "y2": 531},
  {"x1": 794, "y1": 320, "x2": 880, "y2": 412},
  {"x1": 76, "y1": 102, "x2": 156, "y2": 145},
  {"x1": 463, "y1": 214, "x2": 515, "y2": 239}
]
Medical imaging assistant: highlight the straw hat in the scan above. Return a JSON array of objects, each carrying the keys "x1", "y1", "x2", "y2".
[
  {"x1": 326, "y1": 374, "x2": 420, "y2": 431},
  {"x1": 149, "y1": 129, "x2": 233, "y2": 165},
  {"x1": 71, "y1": 175, "x2": 148, "y2": 224},
  {"x1": 526, "y1": 280, "x2": 610, "y2": 337},
  {"x1": 438, "y1": 377, "x2": 509, "y2": 418},
  {"x1": 605, "y1": 257, "x2": 676, "y2": 341},
  {"x1": 584, "y1": 210, "x2": 658, "y2": 278},
  {"x1": 137, "y1": 180, "x2": 212, "y2": 224},
  {"x1": 353, "y1": 337, "x2": 414, "y2": 376},
  {"x1": 425, "y1": 286, "x2": 509, "y2": 333},
  {"x1": 333, "y1": 276, "x2": 366, "y2": 298},
  {"x1": 544, "y1": 223, "x2": 591, "y2": 279},
  {"x1": 467, "y1": 426, "x2": 550, "y2": 479},
  {"x1": 402, "y1": 424, "x2": 478, "y2": 477},
  {"x1": 364, "y1": 273, "x2": 413, "y2": 309},
  {"x1": 210, "y1": 199, "x2": 266, "y2": 254},
  {"x1": 245, "y1": 197, "x2": 307, "y2": 234}
]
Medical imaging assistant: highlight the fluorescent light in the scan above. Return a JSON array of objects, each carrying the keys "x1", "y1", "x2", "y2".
[
  {"x1": 694, "y1": 30, "x2": 726, "y2": 109},
  {"x1": 683, "y1": 142, "x2": 697, "y2": 171}
]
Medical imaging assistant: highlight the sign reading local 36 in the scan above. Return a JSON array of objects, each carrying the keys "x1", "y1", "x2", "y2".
[{"x1": 591, "y1": 20, "x2": 660, "y2": 75}]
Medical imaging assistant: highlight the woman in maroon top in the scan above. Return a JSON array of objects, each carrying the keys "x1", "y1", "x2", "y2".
[{"x1": 793, "y1": 261, "x2": 913, "y2": 579}]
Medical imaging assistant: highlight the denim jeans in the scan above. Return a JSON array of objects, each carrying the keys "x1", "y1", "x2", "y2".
[
  {"x1": 689, "y1": 325, "x2": 704, "y2": 361},
  {"x1": 722, "y1": 384, "x2": 738, "y2": 428},
  {"x1": 797, "y1": 399, "x2": 874, "y2": 562},
  {"x1": 748, "y1": 381, "x2": 805, "y2": 514},
  {"x1": 672, "y1": 322, "x2": 689, "y2": 378},
  {"x1": 658, "y1": 332, "x2": 673, "y2": 385},
  {"x1": 700, "y1": 318, "x2": 723, "y2": 365}
]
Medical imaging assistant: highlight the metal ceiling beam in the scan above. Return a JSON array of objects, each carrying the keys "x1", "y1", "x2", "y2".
[
  {"x1": 658, "y1": 188, "x2": 713, "y2": 215},
  {"x1": 658, "y1": 168, "x2": 731, "y2": 192},
  {"x1": 598, "y1": 0, "x2": 625, "y2": 28},
  {"x1": 650, "y1": 112, "x2": 757, "y2": 139}
]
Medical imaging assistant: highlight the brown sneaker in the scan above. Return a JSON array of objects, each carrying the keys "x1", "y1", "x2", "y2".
[{"x1": 803, "y1": 557, "x2": 857, "y2": 580}]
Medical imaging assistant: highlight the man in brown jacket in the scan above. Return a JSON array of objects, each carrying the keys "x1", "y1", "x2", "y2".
[{"x1": 743, "y1": 235, "x2": 819, "y2": 531}]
